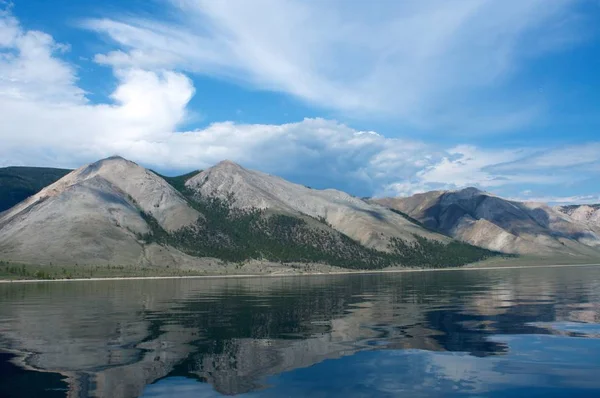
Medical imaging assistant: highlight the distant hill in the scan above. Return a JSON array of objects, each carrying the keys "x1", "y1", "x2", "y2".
[
  {"x1": 0, "y1": 157, "x2": 496, "y2": 269},
  {"x1": 0, "y1": 167, "x2": 72, "y2": 212},
  {"x1": 372, "y1": 188, "x2": 600, "y2": 256}
]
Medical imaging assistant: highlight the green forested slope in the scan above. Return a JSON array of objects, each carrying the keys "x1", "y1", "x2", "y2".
[{"x1": 0, "y1": 167, "x2": 71, "y2": 212}]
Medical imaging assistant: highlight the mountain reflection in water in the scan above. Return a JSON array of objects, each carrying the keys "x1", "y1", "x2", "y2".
[{"x1": 1, "y1": 266, "x2": 599, "y2": 397}]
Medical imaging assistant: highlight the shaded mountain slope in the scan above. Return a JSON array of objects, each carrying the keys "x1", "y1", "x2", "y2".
[
  {"x1": 0, "y1": 166, "x2": 71, "y2": 212},
  {"x1": 373, "y1": 188, "x2": 600, "y2": 255}
]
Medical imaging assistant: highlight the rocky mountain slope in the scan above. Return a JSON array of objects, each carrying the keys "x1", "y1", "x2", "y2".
[
  {"x1": 185, "y1": 160, "x2": 445, "y2": 251},
  {"x1": 557, "y1": 204, "x2": 600, "y2": 227},
  {"x1": 0, "y1": 157, "x2": 495, "y2": 269},
  {"x1": 372, "y1": 188, "x2": 600, "y2": 256},
  {"x1": 0, "y1": 166, "x2": 71, "y2": 212},
  {"x1": 0, "y1": 157, "x2": 201, "y2": 266},
  {"x1": 162, "y1": 160, "x2": 495, "y2": 268}
]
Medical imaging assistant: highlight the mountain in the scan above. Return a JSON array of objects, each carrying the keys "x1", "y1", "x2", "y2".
[
  {"x1": 557, "y1": 204, "x2": 600, "y2": 227},
  {"x1": 0, "y1": 156, "x2": 201, "y2": 266},
  {"x1": 372, "y1": 188, "x2": 600, "y2": 256},
  {"x1": 0, "y1": 157, "x2": 496, "y2": 269},
  {"x1": 185, "y1": 160, "x2": 446, "y2": 251},
  {"x1": 152, "y1": 160, "x2": 495, "y2": 268},
  {"x1": 0, "y1": 166, "x2": 71, "y2": 212}
]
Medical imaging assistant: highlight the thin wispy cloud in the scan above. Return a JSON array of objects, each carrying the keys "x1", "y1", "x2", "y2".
[
  {"x1": 512, "y1": 194, "x2": 600, "y2": 205},
  {"x1": 85, "y1": 0, "x2": 585, "y2": 132}
]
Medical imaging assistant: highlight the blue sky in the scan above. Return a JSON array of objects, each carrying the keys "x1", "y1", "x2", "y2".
[{"x1": 1, "y1": 0, "x2": 600, "y2": 203}]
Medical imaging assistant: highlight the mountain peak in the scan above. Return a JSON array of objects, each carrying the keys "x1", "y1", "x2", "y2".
[
  {"x1": 454, "y1": 187, "x2": 485, "y2": 196},
  {"x1": 214, "y1": 159, "x2": 244, "y2": 169},
  {"x1": 72, "y1": 156, "x2": 141, "y2": 181},
  {"x1": 106, "y1": 155, "x2": 127, "y2": 161},
  {"x1": 95, "y1": 155, "x2": 137, "y2": 166},
  {"x1": 22, "y1": 155, "x2": 200, "y2": 232},
  {"x1": 185, "y1": 160, "x2": 450, "y2": 252}
]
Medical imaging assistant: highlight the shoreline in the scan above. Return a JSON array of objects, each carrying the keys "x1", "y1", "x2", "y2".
[{"x1": 1, "y1": 262, "x2": 599, "y2": 284}]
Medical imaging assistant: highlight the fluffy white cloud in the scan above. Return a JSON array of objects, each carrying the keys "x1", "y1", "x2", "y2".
[
  {"x1": 84, "y1": 0, "x2": 584, "y2": 131},
  {"x1": 0, "y1": 10, "x2": 195, "y2": 166},
  {"x1": 0, "y1": 10, "x2": 83, "y2": 102}
]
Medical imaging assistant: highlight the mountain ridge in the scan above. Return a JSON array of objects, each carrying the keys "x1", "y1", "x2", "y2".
[
  {"x1": 372, "y1": 188, "x2": 600, "y2": 256},
  {"x1": 185, "y1": 160, "x2": 448, "y2": 251},
  {"x1": 0, "y1": 157, "x2": 498, "y2": 270}
]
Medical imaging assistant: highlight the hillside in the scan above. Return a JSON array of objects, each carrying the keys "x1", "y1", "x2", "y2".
[
  {"x1": 0, "y1": 157, "x2": 201, "y2": 266},
  {"x1": 185, "y1": 160, "x2": 447, "y2": 251},
  {"x1": 0, "y1": 157, "x2": 497, "y2": 270},
  {"x1": 372, "y1": 188, "x2": 600, "y2": 256},
  {"x1": 0, "y1": 166, "x2": 71, "y2": 212}
]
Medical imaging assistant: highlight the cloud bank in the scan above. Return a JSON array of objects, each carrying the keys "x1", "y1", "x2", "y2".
[{"x1": 1, "y1": 7, "x2": 599, "y2": 203}]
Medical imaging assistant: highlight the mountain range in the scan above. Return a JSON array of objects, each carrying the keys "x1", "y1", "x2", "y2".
[
  {"x1": 1, "y1": 156, "x2": 599, "y2": 271},
  {"x1": 372, "y1": 189, "x2": 600, "y2": 256}
]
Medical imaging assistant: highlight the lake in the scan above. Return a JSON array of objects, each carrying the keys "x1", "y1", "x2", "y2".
[{"x1": 1, "y1": 266, "x2": 600, "y2": 397}]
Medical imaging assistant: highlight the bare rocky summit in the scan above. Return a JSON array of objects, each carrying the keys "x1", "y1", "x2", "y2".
[{"x1": 372, "y1": 188, "x2": 600, "y2": 256}]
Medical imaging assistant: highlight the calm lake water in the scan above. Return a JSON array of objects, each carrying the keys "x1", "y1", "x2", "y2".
[{"x1": 1, "y1": 266, "x2": 600, "y2": 398}]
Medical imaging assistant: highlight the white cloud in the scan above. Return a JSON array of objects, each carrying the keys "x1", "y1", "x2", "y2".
[
  {"x1": 0, "y1": 10, "x2": 195, "y2": 165},
  {"x1": 0, "y1": 9, "x2": 83, "y2": 102},
  {"x1": 0, "y1": 66, "x2": 195, "y2": 164},
  {"x1": 497, "y1": 143, "x2": 600, "y2": 169},
  {"x1": 416, "y1": 145, "x2": 572, "y2": 187},
  {"x1": 379, "y1": 143, "x2": 600, "y2": 198},
  {"x1": 84, "y1": 0, "x2": 585, "y2": 131},
  {"x1": 418, "y1": 145, "x2": 530, "y2": 188},
  {"x1": 509, "y1": 194, "x2": 600, "y2": 205},
  {"x1": 0, "y1": 9, "x2": 436, "y2": 194},
  {"x1": 0, "y1": 9, "x2": 431, "y2": 193},
  {"x1": 1, "y1": 9, "x2": 599, "y2": 203}
]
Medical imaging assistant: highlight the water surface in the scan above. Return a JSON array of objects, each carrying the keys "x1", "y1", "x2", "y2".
[{"x1": 1, "y1": 266, "x2": 600, "y2": 397}]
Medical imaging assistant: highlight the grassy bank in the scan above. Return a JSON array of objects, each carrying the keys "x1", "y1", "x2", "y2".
[
  {"x1": 2, "y1": 256, "x2": 599, "y2": 282},
  {"x1": 0, "y1": 261, "x2": 216, "y2": 280}
]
